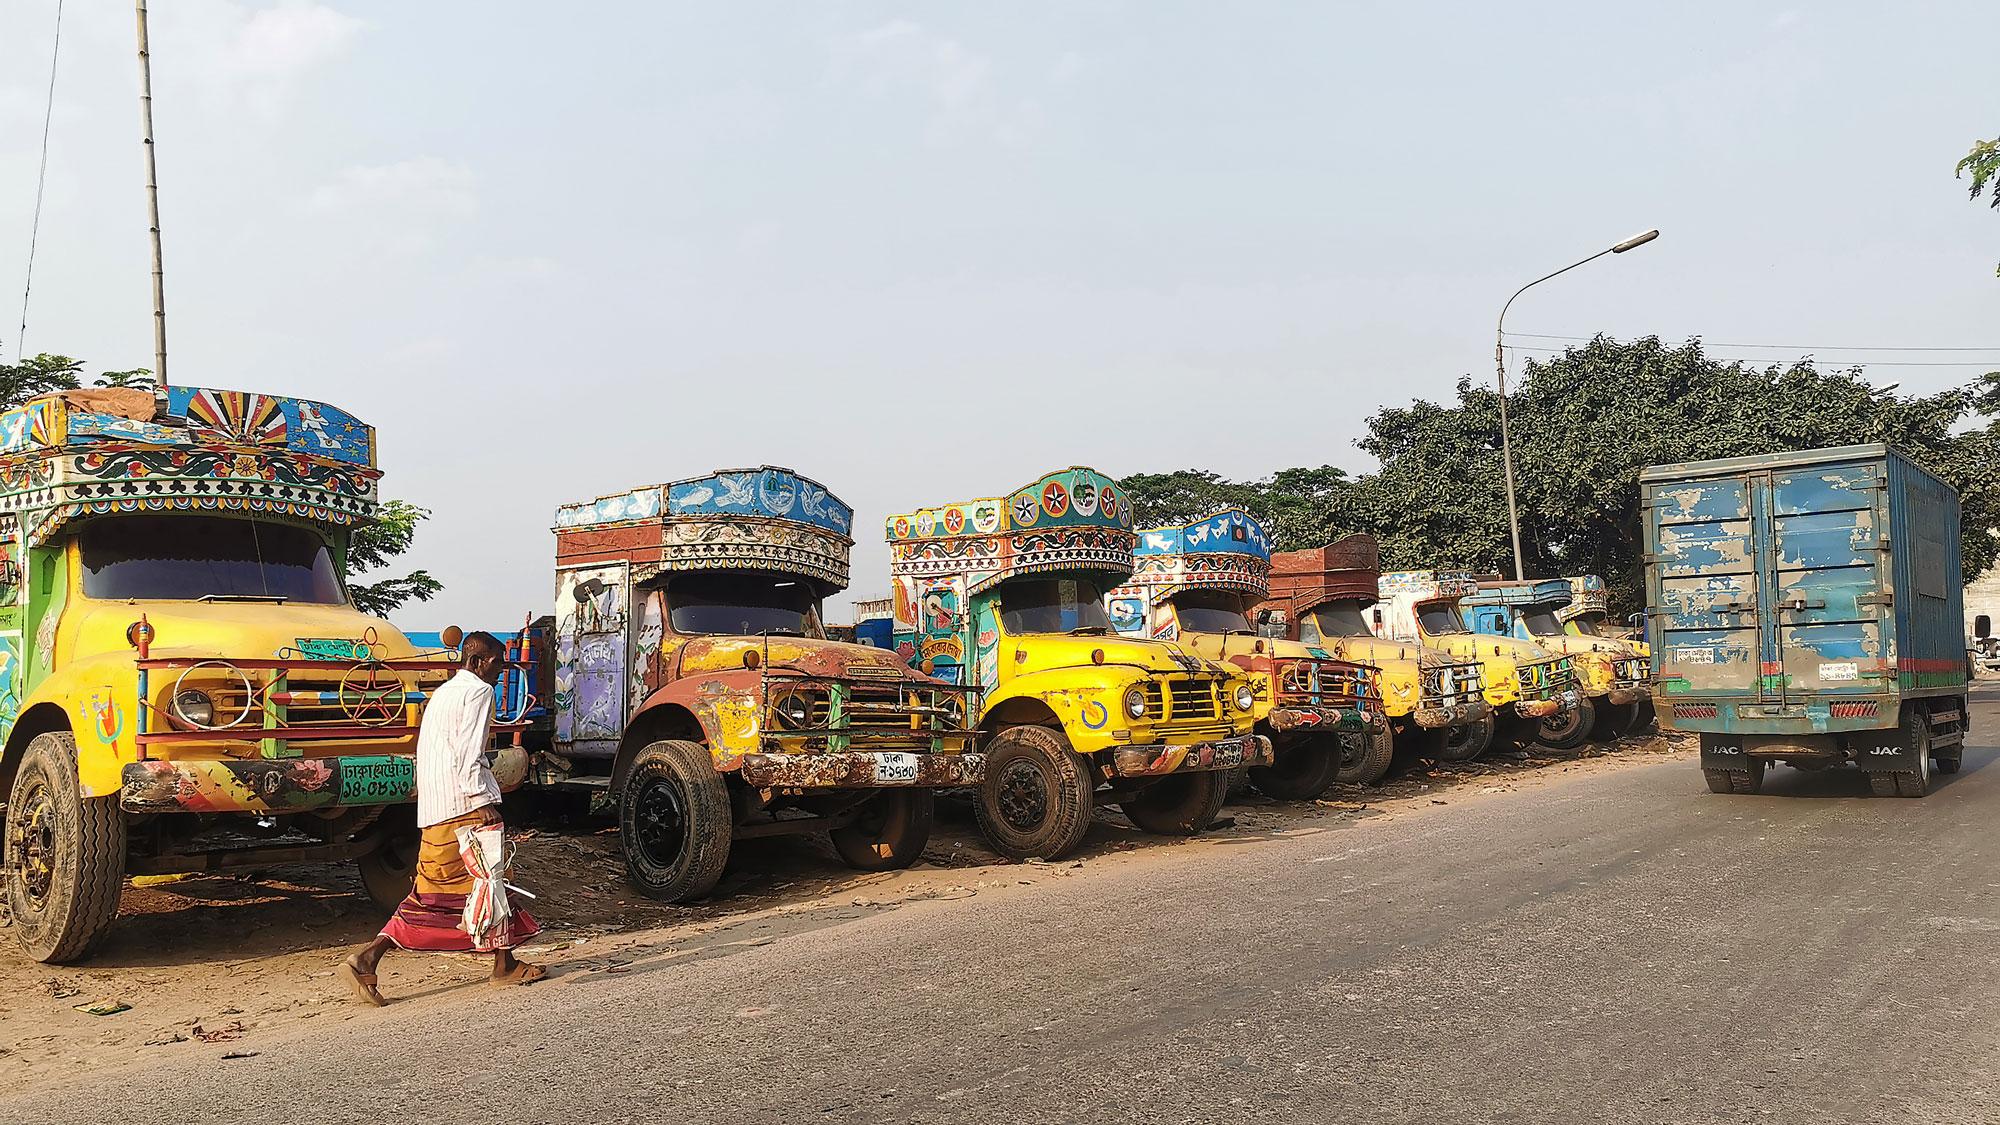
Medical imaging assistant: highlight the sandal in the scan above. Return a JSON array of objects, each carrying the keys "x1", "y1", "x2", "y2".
[{"x1": 339, "y1": 957, "x2": 387, "y2": 1007}]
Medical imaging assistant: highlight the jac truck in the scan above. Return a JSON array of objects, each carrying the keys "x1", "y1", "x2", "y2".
[
  {"x1": 0, "y1": 386, "x2": 460, "y2": 962},
  {"x1": 543, "y1": 467, "x2": 982, "y2": 900},
  {"x1": 1262, "y1": 535, "x2": 1491, "y2": 779},
  {"x1": 888, "y1": 467, "x2": 1270, "y2": 860},
  {"x1": 1643, "y1": 444, "x2": 1969, "y2": 796},
  {"x1": 1106, "y1": 509, "x2": 1384, "y2": 800}
]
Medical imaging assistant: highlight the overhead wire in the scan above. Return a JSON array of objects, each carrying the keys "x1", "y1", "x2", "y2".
[{"x1": 15, "y1": 0, "x2": 64, "y2": 362}]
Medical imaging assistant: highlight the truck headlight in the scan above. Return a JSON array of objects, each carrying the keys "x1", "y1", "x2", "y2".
[
  {"x1": 1233, "y1": 684, "x2": 1256, "y2": 713},
  {"x1": 1124, "y1": 686, "x2": 1149, "y2": 719},
  {"x1": 173, "y1": 690, "x2": 215, "y2": 728}
]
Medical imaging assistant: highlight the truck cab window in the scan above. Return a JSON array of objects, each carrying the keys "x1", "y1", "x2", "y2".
[
  {"x1": 1309, "y1": 604, "x2": 1376, "y2": 639},
  {"x1": 1416, "y1": 602, "x2": 1467, "y2": 635},
  {"x1": 77, "y1": 516, "x2": 345, "y2": 604},
  {"x1": 1520, "y1": 608, "x2": 1566, "y2": 637},
  {"x1": 1170, "y1": 588, "x2": 1254, "y2": 634},
  {"x1": 667, "y1": 572, "x2": 821, "y2": 638},
  {"x1": 1000, "y1": 577, "x2": 1111, "y2": 635}
]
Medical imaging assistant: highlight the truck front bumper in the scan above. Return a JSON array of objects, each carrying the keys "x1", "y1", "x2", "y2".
[
  {"x1": 1266, "y1": 706, "x2": 1379, "y2": 734},
  {"x1": 1602, "y1": 685, "x2": 1648, "y2": 706},
  {"x1": 1111, "y1": 734, "x2": 1273, "y2": 778},
  {"x1": 1512, "y1": 690, "x2": 1582, "y2": 721},
  {"x1": 121, "y1": 754, "x2": 416, "y2": 815},
  {"x1": 738, "y1": 751, "x2": 985, "y2": 789},
  {"x1": 1408, "y1": 699, "x2": 1493, "y2": 729}
]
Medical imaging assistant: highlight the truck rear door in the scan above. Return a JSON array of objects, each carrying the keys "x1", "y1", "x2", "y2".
[
  {"x1": 1767, "y1": 459, "x2": 1889, "y2": 703},
  {"x1": 1649, "y1": 474, "x2": 1771, "y2": 699}
]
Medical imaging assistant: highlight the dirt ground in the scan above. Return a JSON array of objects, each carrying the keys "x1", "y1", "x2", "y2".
[{"x1": 0, "y1": 734, "x2": 1683, "y2": 1091}]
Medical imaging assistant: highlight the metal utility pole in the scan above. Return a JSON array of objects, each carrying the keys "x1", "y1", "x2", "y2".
[
  {"x1": 135, "y1": 0, "x2": 168, "y2": 389},
  {"x1": 1493, "y1": 228, "x2": 1659, "y2": 580}
]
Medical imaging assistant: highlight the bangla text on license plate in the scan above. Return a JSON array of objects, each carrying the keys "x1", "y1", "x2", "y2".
[
  {"x1": 873, "y1": 752, "x2": 919, "y2": 783},
  {"x1": 1214, "y1": 741, "x2": 1244, "y2": 767}
]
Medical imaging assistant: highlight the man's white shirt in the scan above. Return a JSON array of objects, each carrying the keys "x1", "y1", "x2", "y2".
[{"x1": 415, "y1": 668, "x2": 499, "y2": 828}]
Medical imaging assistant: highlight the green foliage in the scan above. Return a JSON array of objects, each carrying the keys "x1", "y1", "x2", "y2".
[
  {"x1": 348, "y1": 499, "x2": 443, "y2": 616},
  {"x1": 1120, "y1": 466, "x2": 1352, "y2": 548},
  {"x1": 1960, "y1": 136, "x2": 2000, "y2": 276},
  {"x1": 1122, "y1": 337, "x2": 2000, "y2": 616},
  {"x1": 0, "y1": 353, "x2": 155, "y2": 408}
]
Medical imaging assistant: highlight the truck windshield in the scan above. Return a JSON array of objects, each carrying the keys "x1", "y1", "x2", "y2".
[
  {"x1": 1307, "y1": 604, "x2": 1375, "y2": 639},
  {"x1": 1521, "y1": 608, "x2": 1567, "y2": 637},
  {"x1": 1001, "y1": 577, "x2": 1112, "y2": 635},
  {"x1": 1416, "y1": 602, "x2": 1466, "y2": 635},
  {"x1": 669, "y1": 573, "x2": 820, "y2": 637},
  {"x1": 78, "y1": 515, "x2": 345, "y2": 603},
  {"x1": 1171, "y1": 589, "x2": 1253, "y2": 634},
  {"x1": 1569, "y1": 612, "x2": 1604, "y2": 637}
]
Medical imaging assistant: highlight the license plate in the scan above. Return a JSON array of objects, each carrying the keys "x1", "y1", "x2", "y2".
[
  {"x1": 873, "y1": 752, "x2": 919, "y2": 783},
  {"x1": 1211, "y1": 740, "x2": 1245, "y2": 768}
]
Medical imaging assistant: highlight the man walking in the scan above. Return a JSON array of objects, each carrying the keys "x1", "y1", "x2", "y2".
[{"x1": 340, "y1": 632, "x2": 543, "y2": 1005}]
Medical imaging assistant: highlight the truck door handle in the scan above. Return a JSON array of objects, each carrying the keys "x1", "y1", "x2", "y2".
[
  {"x1": 1717, "y1": 594, "x2": 1756, "y2": 613},
  {"x1": 1779, "y1": 596, "x2": 1826, "y2": 612}
]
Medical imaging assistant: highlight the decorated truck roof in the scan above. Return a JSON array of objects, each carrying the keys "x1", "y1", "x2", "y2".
[
  {"x1": 886, "y1": 466, "x2": 1135, "y2": 595},
  {"x1": 1555, "y1": 574, "x2": 1611, "y2": 624},
  {"x1": 551, "y1": 466, "x2": 855, "y2": 590},
  {"x1": 1265, "y1": 533, "x2": 1384, "y2": 618},
  {"x1": 1463, "y1": 578, "x2": 1575, "y2": 609},
  {"x1": 1379, "y1": 570, "x2": 1483, "y2": 602},
  {"x1": 0, "y1": 386, "x2": 379, "y2": 546},
  {"x1": 1126, "y1": 508, "x2": 1272, "y2": 600}
]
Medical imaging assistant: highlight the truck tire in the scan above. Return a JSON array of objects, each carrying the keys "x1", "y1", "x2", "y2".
[
  {"x1": 830, "y1": 789, "x2": 934, "y2": 871},
  {"x1": 1590, "y1": 701, "x2": 1637, "y2": 741},
  {"x1": 1120, "y1": 770, "x2": 1229, "y2": 836},
  {"x1": 1337, "y1": 726, "x2": 1397, "y2": 786},
  {"x1": 974, "y1": 726, "x2": 1094, "y2": 861},
  {"x1": 1436, "y1": 712, "x2": 1497, "y2": 762},
  {"x1": 354, "y1": 805, "x2": 419, "y2": 911},
  {"x1": 1247, "y1": 736, "x2": 1340, "y2": 800},
  {"x1": 618, "y1": 740, "x2": 733, "y2": 901},
  {"x1": 3, "y1": 732, "x2": 127, "y2": 964},
  {"x1": 1866, "y1": 707, "x2": 1936, "y2": 798},
  {"x1": 1538, "y1": 696, "x2": 1597, "y2": 752},
  {"x1": 1703, "y1": 759, "x2": 1765, "y2": 794},
  {"x1": 1630, "y1": 698, "x2": 1657, "y2": 733}
]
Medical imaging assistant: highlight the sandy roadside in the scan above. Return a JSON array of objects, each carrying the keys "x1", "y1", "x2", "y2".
[{"x1": 0, "y1": 735, "x2": 1685, "y2": 1090}]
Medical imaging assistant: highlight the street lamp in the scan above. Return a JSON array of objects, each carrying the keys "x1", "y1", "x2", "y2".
[{"x1": 1492, "y1": 229, "x2": 1659, "y2": 580}]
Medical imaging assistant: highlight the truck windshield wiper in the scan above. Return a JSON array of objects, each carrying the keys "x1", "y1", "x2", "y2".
[
  {"x1": 1067, "y1": 626, "x2": 1109, "y2": 636},
  {"x1": 196, "y1": 593, "x2": 288, "y2": 604}
]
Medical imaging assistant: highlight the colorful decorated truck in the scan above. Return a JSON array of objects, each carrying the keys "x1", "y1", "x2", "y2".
[
  {"x1": 1373, "y1": 569, "x2": 1585, "y2": 751},
  {"x1": 546, "y1": 467, "x2": 981, "y2": 901},
  {"x1": 1557, "y1": 574, "x2": 1654, "y2": 730},
  {"x1": 1263, "y1": 535, "x2": 1491, "y2": 777},
  {"x1": 1106, "y1": 509, "x2": 1383, "y2": 800},
  {"x1": 888, "y1": 467, "x2": 1270, "y2": 860},
  {"x1": 0, "y1": 387, "x2": 456, "y2": 963},
  {"x1": 1464, "y1": 578, "x2": 1650, "y2": 740}
]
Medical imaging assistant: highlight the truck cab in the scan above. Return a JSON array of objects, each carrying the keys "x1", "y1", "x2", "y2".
[
  {"x1": 1374, "y1": 570, "x2": 1584, "y2": 751},
  {"x1": 1264, "y1": 535, "x2": 1491, "y2": 777},
  {"x1": 546, "y1": 467, "x2": 981, "y2": 901},
  {"x1": 1556, "y1": 574, "x2": 1655, "y2": 732},
  {"x1": 889, "y1": 467, "x2": 1270, "y2": 861},
  {"x1": 1465, "y1": 578, "x2": 1649, "y2": 741},
  {"x1": 0, "y1": 387, "x2": 454, "y2": 963},
  {"x1": 1107, "y1": 509, "x2": 1383, "y2": 801}
]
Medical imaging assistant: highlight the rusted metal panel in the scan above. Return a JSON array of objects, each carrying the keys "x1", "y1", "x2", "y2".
[
  {"x1": 1267, "y1": 534, "x2": 1385, "y2": 620},
  {"x1": 120, "y1": 754, "x2": 414, "y2": 814},
  {"x1": 1109, "y1": 733, "x2": 1272, "y2": 777},
  {"x1": 736, "y1": 750, "x2": 985, "y2": 789}
]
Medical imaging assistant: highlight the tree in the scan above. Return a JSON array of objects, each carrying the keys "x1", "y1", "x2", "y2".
[
  {"x1": 0, "y1": 353, "x2": 151, "y2": 406},
  {"x1": 1120, "y1": 466, "x2": 1354, "y2": 548},
  {"x1": 1961, "y1": 136, "x2": 2000, "y2": 276},
  {"x1": 347, "y1": 499, "x2": 444, "y2": 617}
]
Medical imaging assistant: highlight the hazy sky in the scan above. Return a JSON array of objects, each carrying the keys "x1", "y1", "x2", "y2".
[{"x1": 1, "y1": 2, "x2": 1994, "y2": 626}]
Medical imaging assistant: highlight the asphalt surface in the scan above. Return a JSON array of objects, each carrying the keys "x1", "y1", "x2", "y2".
[{"x1": 10, "y1": 697, "x2": 2000, "y2": 1125}]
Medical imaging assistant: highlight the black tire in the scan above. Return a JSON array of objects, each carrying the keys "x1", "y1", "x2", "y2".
[
  {"x1": 1247, "y1": 736, "x2": 1340, "y2": 801},
  {"x1": 1630, "y1": 698, "x2": 1657, "y2": 734},
  {"x1": 1937, "y1": 748, "x2": 1963, "y2": 775},
  {"x1": 1590, "y1": 701, "x2": 1637, "y2": 741},
  {"x1": 618, "y1": 740, "x2": 733, "y2": 901},
  {"x1": 1336, "y1": 726, "x2": 1397, "y2": 786},
  {"x1": 3, "y1": 731, "x2": 126, "y2": 964},
  {"x1": 1120, "y1": 770, "x2": 1230, "y2": 836},
  {"x1": 829, "y1": 789, "x2": 934, "y2": 871},
  {"x1": 1538, "y1": 696, "x2": 1597, "y2": 752},
  {"x1": 355, "y1": 806, "x2": 419, "y2": 910},
  {"x1": 1436, "y1": 712, "x2": 1497, "y2": 763},
  {"x1": 975, "y1": 726, "x2": 1094, "y2": 861},
  {"x1": 1703, "y1": 759, "x2": 1765, "y2": 794}
]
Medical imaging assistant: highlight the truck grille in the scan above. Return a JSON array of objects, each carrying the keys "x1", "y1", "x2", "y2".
[
  {"x1": 1518, "y1": 658, "x2": 1575, "y2": 702},
  {"x1": 1613, "y1": 655, "x2": 1650, "y2": 686},
  {"x1": 1273, "y1": 658, "x2": 1379, "y2": 715},
  {"x1": 1420, "y1": 661, "x2": 1485, "y2": 709},
  {"x1": 1137, "y1": 676, "x2": 1232, "y2": 732},
  {"x1": 764, "y1": 673, "x2": 979, "y2": 753}
]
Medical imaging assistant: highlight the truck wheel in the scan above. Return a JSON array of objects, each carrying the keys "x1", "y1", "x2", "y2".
[
  {"x1": 974, "y1": 726, "x2": 1094, "y2": 861},
  {"x1": 1436, "y1": 712, "x2": 1497, "y2": 762},
  {"x1": 1247, "y1": 736, "x2": 1340, "y2": 800},
  {"x1": 1120, "y1": 770, "x2": 1229, "y2": 836},
  {"x1": 1589, "y1": 701, "x2": 1637, "y2": 741},
  {"x1": 1629, "y1": 699, "x2": 1658, "y2": 734},
  {"x1": 1703, "y1": 760, "x2": 1765, "y2": 794},
  {"x1": 1866, "y1": 707, "x2": 1936, "y2": 798},
  {"x1": 1538, "y1": 696, "x2": 1597, "y2": 752},
  {"x1": 618, "y1": 740, "x2": 733, "y2": 901},
  {"x1": 354, "y1": 806, "x2": 419, "y2": 911},
  {"x1": 830, "y1": 790, "x2": 934, "y2": 871},
  {"x1": 3, "y1": 732, "x2": 127, "y2": 964},
  {"x1": 1336, "y1": 726, "x2": 1397, "y2": 786}
]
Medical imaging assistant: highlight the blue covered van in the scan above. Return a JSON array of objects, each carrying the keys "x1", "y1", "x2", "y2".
[{"x1": 1641, "y1": 444, "x2": 1969, "y2": 796}]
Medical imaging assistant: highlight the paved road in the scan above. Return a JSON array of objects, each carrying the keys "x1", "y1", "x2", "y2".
[{"x1": 11, "y1": 699, "x2": 2000, "y2": 1124}]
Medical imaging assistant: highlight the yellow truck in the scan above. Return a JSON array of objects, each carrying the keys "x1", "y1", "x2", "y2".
[
  {"x1": 1, "y1": 387, "x2": 459, "y2": 962},
  {"x1": 1557, "y1": 574, "x2": 1654, "y2": 732},
  {"x1": 1464, "y1": 577, "x2": 1651, "y2": 738},
  {"x1": 888, "y1": 467, "x2": 1270, "y2": 860}
]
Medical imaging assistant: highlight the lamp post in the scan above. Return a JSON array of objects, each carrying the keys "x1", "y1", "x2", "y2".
[{"x1": 1492, "y1": 229, "x2": 1658, "y2": 580}]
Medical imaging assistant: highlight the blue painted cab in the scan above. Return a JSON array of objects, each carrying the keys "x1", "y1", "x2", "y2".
[{"x1": 1641, "y1": 444, "x2": 1969, "y2": 795}]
